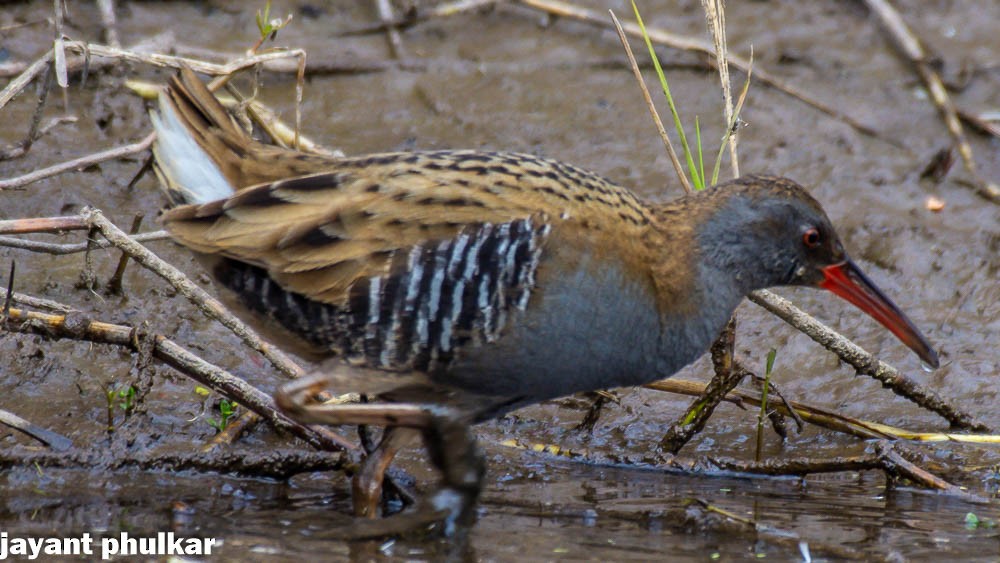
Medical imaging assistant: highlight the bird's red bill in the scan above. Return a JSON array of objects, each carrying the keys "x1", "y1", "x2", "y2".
[{"x1": 820, "y1": 260, "x2": 939, "y2": 368}]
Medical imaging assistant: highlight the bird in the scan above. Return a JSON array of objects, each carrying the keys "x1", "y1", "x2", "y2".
[{"x1": 149, "y1": 68, "x2": 939, "y2": 531}]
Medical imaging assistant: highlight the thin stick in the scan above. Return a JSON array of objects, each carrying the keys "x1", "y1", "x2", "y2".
[
  {"x1": 862, "y1": 0, "x2": 999, "y2": 202},
  {"x1": 609, "y1": 10, "x2": 692, "y2": 194},
  {"x1": 646, "y1": 377, "x2": 896, "y2": 440},
  {"x1": 0, "y1": 133, "x2": 155, "y2": 191},
  {"x1": 749, "y1": 289, "x2": 989, "y2": 432},
  {"x1": 7, "y1": 291, "x2": 73, "y2": 313},
  {"x1": 59, "y1": 41, "x2": 308, "y2": 79},
  {"x1": 81, "y1": 208, "x2": 306, "y2": 380},
  {"x1": 660, "y1": 318, "x2": 742, "y2": 453},
  {"x1": 375, "y1": 0, "x2": 406, "y2": 59},
  {"x1": 700, "y1": 0, "x2": 739, "y2": 178},
  {"x1": 107, "y1": 213, "x2": 144, "y2": 293},
  {"x1": 0, "y1": 50, "x2": 53, "y2": 111},
  {"x1": 0, "y1": 230, "x2": 170, "y2": 255},
  {"x1": 0, "y1": 215, "x2": 89, "y2": 234},
  {"x1": 96, "y1": 0, "x2": 121, "y2": 49},
  {"x1": 0, "y1": 408, "x2": 73, "y2": 451}
]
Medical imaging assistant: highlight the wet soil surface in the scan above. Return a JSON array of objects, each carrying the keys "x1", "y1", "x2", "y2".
[{"x1": 1, "y1": 1, "x2": 999, "y2": 560}]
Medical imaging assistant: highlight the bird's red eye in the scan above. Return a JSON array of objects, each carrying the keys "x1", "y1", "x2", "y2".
[{"x1": 803, "y1": 227, "x2": 821, "y2": 248}]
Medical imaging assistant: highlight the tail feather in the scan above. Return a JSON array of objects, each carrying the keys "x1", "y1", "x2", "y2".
[
  {"x1": 150, "y1": 68, "x2": 247, "y2": 205},
  {"x1": 151, "y1": 68, "x2": 341, "y2": 206}
]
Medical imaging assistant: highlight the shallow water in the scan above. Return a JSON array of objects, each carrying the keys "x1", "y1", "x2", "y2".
[{"x1": 1, "y1": 0, "x2": 999, "y2": 560}]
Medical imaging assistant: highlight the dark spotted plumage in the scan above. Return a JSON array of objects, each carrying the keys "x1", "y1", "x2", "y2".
[{"x1": 211, "y1": 215, "x2": 550, "y2": 373}]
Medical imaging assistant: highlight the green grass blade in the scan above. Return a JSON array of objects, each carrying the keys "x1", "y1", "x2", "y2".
[
  {"x1": 696, "y1": 116, "x2": 705, "y2": 190},
  {"x1": 631, "y1": 1, "x2": 703, "y2": 190}
]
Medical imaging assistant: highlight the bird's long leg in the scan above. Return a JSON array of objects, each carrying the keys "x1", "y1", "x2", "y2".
[
  {"x1": 353, "y1": 426, "x2": 418, "y2": 518},
  {"x1": 275, "y1": 372, "x2": 485, "y2": 534}
]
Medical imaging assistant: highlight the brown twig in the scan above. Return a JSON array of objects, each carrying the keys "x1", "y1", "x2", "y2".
[
  {"x1": 861, "y1": 0, "x2": 1000, "y2": 202},
  {"x1": 0, "y1": 448, "x2": 345, "y2": 480},
  {"x1": 748, "y1": 290, "x2": 989, "y2": 432},
  {"x1": 646, "y1": 377, "x2": 896, "y2": 440},
  {"x1": 0, "y1": 214, "x2": 89, "y2": 234},
  {"x1": 2, "y1": 306, "x2": 353, "y2": 452},
  {"x1": 659, "y1": 318, "x2": 745, "y2": 453},
  {"x1": 0, "y1": 50, "x2": 54, "y2": 111},
  {"x1": 106, "y1": 213, "x2": 144, "y2": 294},
  {"x1": 81, "y1": 208, "x2": 306, "y2": 379}
]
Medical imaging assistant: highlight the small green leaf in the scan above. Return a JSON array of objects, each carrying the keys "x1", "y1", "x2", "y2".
[
  {"x1": 765, "y1": 348, "x2": 777, "y2": 376},
  {"x1": 966, "y1": 512, "x2": 997, "y2": 529}
]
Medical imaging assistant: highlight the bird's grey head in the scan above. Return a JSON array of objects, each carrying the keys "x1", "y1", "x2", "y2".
[
  {"x1": 692, "y1": 174, "x2": 939, "y2": 368},
  {"x1": 695, "y1": 175, "x2": 846, "y2": 293}
]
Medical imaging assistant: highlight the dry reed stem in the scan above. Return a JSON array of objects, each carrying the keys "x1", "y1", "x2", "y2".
[
  {"x1": 700, "y1": 0, "x2": 739, "y2": 178},
  {"x1": 609, "y1": 10, "x2": 692, "y2": 194},
  {"x1": 514, "y1": 0, "x2": 888, "y2": 142},
  {"x1": 0, "y1": 133, "x2": 154, "y2": 191},
  {"x1": 375, "y1": 0, "x2": 406, "y2": 59}
]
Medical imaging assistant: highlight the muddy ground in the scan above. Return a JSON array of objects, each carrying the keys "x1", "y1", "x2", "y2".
[{"x1": 1, "y1": 1, "x2": 999, "y2": 560}]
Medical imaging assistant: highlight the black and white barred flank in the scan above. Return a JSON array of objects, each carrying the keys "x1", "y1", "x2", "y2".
[{"x1": 218, "y1": 216, "x2": 551, "y2": 372}]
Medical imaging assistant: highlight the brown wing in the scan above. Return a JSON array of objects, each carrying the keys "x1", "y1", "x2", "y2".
[
  {"x1": 165, "y1": 166, "x2": 528, "y2": 303},
  {"x1": 165, "y1": 174, "x2": 550, "y2": 371},
  {"x1": 161, "y1": 150, "x2": 662, "y2": 367}
]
